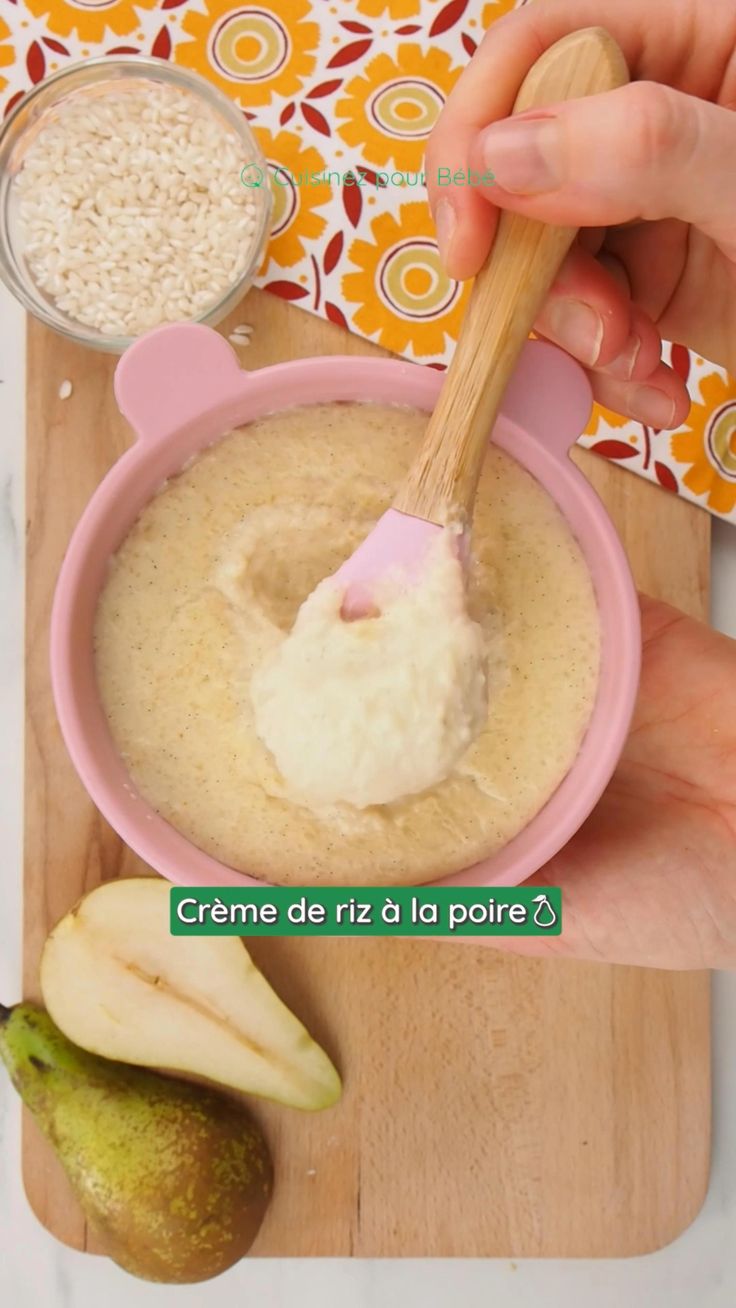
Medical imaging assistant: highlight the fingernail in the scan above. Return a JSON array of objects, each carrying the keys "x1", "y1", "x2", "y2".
[
  {"x1": 434, "y1": 198, "x2": 456, "y2": 268},
  {"x1": 630, "y1": 386, "x2": 676, "y2": 428},
  {"x1": 481, "y1": 117, "x2": 562, "y2": 194},
  {"x1": 606, "y1": 333, "x2": 642, "y2": 381},
  {"x1": 541, "y1": 299, "x2": 603, "y2": 367}
]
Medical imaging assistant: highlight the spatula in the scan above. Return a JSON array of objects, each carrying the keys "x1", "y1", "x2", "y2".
[{"x1": 334, "y1": 26, "x2": 629, "y2": 618}]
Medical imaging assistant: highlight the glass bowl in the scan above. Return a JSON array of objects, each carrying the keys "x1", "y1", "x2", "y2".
[{"x1": 0, "y1": 56, "x2": 272, "y2": 353}]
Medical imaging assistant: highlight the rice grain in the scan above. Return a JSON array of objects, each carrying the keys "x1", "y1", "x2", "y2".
[{"x1": 14, "y1": 83, "x2": 266, "y2": 340}]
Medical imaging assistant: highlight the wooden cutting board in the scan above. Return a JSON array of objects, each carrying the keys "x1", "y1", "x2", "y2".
[{"x1": 23, "y1": 291, "x2": 711, "y2": 1259}]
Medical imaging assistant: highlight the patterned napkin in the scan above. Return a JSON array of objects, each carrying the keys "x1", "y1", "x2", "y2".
[{"x1": 3, "y1": 0, "x2": 735, "y2": 521}]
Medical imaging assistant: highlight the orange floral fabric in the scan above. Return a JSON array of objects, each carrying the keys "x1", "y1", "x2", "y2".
[{"x1": 3, "y1": 0, "x2": 736, "y2": 521}]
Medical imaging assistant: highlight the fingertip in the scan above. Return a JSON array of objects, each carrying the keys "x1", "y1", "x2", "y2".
[
  {"x1": 599, "y1": 308, "x2": 662, "y2": 383},
  {"x1": 434, "y1": 192, "x2": 497, "y2": 282},
  {"x1": 668, "y1": 372, "x2": 693, "y2": 429},
  {"x1": 629, "y1": 308, "x2": 663, "y2": 381},
  {"x1": 636, "y1": 361, "x2": 691, "y2": 429},
  {"x1": 534, "y1": 246, "x2": 632, "y2": 369},
  {"x1": 589, "y1": 362, "x2": 690, "y2": 431}
]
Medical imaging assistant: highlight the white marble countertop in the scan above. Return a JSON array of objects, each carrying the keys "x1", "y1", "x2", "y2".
[{"x1": 2, "y1": 283, "x2": 736, "y2": 1306}]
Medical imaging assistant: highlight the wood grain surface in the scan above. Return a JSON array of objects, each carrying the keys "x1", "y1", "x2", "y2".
[{"x1": 24, "y1": 290, "x2": 711, "y2": 1259}]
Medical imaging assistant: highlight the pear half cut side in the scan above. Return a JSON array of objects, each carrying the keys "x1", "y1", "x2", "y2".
[{"x1": 40, "y1": 878, "x2": 341, "y2": 1111}]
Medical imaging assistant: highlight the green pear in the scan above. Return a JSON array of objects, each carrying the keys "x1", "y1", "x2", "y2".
[
  {"x1": 40, "y1": 877, "x2": 341, "y2": 1111},
  {"x1": 0, "y1": 1003, "x2": 273, "y2": 1283}
]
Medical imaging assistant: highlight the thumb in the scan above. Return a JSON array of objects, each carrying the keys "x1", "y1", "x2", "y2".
[{"x1": 468, "y1": 82, "x2": 736, "y2": 257}]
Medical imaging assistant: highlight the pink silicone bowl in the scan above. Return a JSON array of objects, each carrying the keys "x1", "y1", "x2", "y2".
[{"x1": 50, "y1": 322, "x2": 640, "y2": 889}]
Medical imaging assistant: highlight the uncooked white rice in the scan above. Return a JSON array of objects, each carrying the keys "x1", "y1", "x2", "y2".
[{"x1": 14, "y1": 82, "x2": 265, "y2": 339}]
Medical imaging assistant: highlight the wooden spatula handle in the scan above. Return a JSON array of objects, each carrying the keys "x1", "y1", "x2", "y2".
[{"x1": 394, "y1": 26, "x2": 629, "y2": 523}]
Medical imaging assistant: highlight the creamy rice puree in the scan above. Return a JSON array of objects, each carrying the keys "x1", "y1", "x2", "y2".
[
  {"x1": 95, "y1": 402, "x2": 600, "y2": 886},
  {"x1": 252, "y1": 530, "x2": 489, "y2": 808}
]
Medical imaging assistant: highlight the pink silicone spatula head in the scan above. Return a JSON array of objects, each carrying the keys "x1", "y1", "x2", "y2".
[{"x1": 334, "y1": 27, "x2": 629, "y2": 619}]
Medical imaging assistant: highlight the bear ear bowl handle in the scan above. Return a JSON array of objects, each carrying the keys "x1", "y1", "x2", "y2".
[
  {"x1": 502, "y1": 339, "x2": 594, "y2": 457},
  {"x1": 114, "y1": 322, "x2": 253, "y2": 444},
  {"x1": 113, "y1": 322, "x2": 592, "y2": 458}
]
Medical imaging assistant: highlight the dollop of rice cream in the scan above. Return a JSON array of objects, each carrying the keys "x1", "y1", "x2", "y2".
[{"x1": 251, "y1": 532, "x2": 490, "y2": 809}]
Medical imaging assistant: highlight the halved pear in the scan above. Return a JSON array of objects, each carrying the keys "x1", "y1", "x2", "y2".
[{"x1": 40, "y1": 878, "x2": 341, "y2": 1111}]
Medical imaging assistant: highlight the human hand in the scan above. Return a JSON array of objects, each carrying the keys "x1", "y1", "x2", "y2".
[
  {"x1": 491, "y1": 597, "x2": 736, "y2": 970},
  {"x1": 426, "y1": 0, "x2": 736, "y2": 430}
]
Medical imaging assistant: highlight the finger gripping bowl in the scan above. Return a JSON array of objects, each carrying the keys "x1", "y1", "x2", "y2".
[{"x1": 50, "y1": 323, "x2": 641, "y2": 889}]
